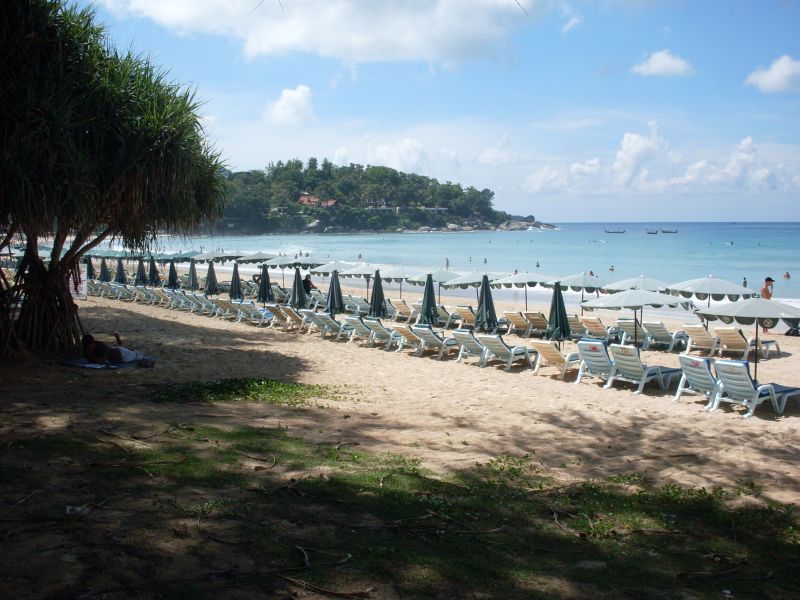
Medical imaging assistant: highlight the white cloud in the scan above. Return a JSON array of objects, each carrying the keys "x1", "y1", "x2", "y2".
[
  {"x1": 631, "y1": 49, "x2": 693, "y2": 77},
  {"x1": 100, "y1": 0, "x2": 536, "y2": 64},
  {"x1": 524, "y1": 166, "x2": 568, "y2": 193},
  {"x1": 263, "y1": 85, "x2": 315, "y2": 126},
  {"x1": 367, "y1": 138, "x2": 427, "y2": 172},
  {"x1": 478, "y1": 134, "x2": 515, "y2": 166},
  {"x1": 570, "y1": 158, "x2": 599, "y2": 176},
  {"x1": 612, "y1": 122, "x2": 665, "y2": 186},
  {"x1": 555, "y1": 1, "x2": 582, "y2": 33},
  {"x1": 333, "y1": 147, "x2": 349, "y2": 166},
  {"x1": 745, "y1": 55, "x2": 800, "y2": 93}
]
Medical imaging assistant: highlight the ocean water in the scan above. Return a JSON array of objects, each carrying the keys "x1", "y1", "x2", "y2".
[{"x1": 155, "y1": 222, "x2": 800, "y2": 301}]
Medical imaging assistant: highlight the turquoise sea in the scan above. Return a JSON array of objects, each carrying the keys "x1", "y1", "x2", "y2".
[{"x1": 155, "y1": 222, "x2": 800, "y2": 301}]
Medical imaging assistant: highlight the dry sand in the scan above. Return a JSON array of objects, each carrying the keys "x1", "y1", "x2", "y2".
[{"x1": 4, "y1": 290, "x2": 800, "y2": 507}]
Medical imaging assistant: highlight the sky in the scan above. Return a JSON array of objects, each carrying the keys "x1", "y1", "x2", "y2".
[{"x1": 84, "y1": 0, "x2": 800, "y2": 222}]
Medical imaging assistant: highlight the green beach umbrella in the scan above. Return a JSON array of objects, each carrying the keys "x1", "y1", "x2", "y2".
[
  {"x1": 257, "y1": 264, "x2": 273, "y2": 305},
  {"x1": 114, "y1": 257, "x2": 127, "y2": 284},
  {"x1": 289, "y1": 267, "x2": 307, "y2": 308},
  {"x1": 326, "y1": 270, "x2": 346, "y2": 315},
  {"x1": 230, "y1": 262, "x2": 243, "y2": 301},
  {"x1": 475, "y1": 274, "x2": 498, "y2": 332},
  {"x1": 134, "y1": 258, "x2": 147, "y2": 285},
  {"x1": 147, "y1": 256, "x2": 160, "y2": 286},
  {"x1": 369, "y1": 270, "x2": 387, "y2": 318},
  {"x1": 546, "y1": 281, "x2": 571, "y2": 349},
  {"x1": 99, "y1": 258, "x2": 111, "y2": 282},
  {"x1": 188, "y1": 259, "x2": 199, "y2": 291},
  {"x1": 418, "y1": 274, "x2": 439, "y2": 325},
  {"x1": 85, "y1": 257, "x2": 96, "y2": 280},
  {"x1": 205, "y1": 261, "x2": 219, "y2": 295},
  {"x1": 167, "y1": 260, "x2": 180, "y2": 289}
]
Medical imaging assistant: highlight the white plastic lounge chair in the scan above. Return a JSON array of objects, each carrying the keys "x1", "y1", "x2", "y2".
[
  {"x1": 580, "y1": 316, "x2": 620, "y2": 342},
  {"x1": 452, "y1": 329, "x2": 488, "y2": 366},
  {"x1": 210, "y1": 298, "x2": 238, "y2": 319},
  {"x1": 710, "y1": 360, "x2": 800, "y2": 418},
  {"x1": 575, "y1": 340, "x2": 615, "y2": 385},
  {"x1": 308, "y1": 289, "x2": 326, "y2": 309},
  {"x1": 606, "y1": 344, "x2": 681, "y2": 394},
  {"x1": 523, "y1": 312, "x2": 549, "y2": 337},
  {"x1": 436, "y1": 305, "x2": 459, "y2": 328},
  {"x1": 616, "y1": 319, "x2": 651, "y2": 349},
  {"x1": 643, "y1": 321, "x2": 689, "y2": 352},
  {"x1": 682, "y1": 324, "x2": 720, "y2": 355},
  {"x1": 282, "y1": 306, "x2": 310, "y2": 332},
  {"x1": 315, "y1": 313, "x2": 354, "y2": 339},
  {"x1": 266, "y1": 303, "x2": 293, "y2": 330},
  {"x1": 270, "y1": 284, "x2": 289, "y2": 304},
  {"x1": 503, "y1": 312, "x2": 532, "y2": 337},
  {"x1": 235, "y1": 301, "x2": 272, "y2": 326},
  {"x1": 714, "y1": 327, "x2": 780, "y2": 360},
  {"x1": 529, "y1": 340, "x2": 580, "y2": 379},
  {"x1": 345, "y1": 295, "x2": 371, "y2": 316},
  {"x1": 410, "y1": 302, "x2": 423, "y2": 322},
  {"x1": 298, "y1": 309, "x2": 323, "y2": 335},
  {"x1": 392, "y1": 324, "x2": 423, "y2": 353},
  {"x1": 411, "y1": 325, "x2": 459, "y2": 359},
  {"x1": 567, "y1": 314, "x2": 585, "y2": 339},
  {"x1": 194, "y1": 294, "x2": 221, "y2": 316},
  {"x1": 674, "y1": 355, "x2": 721, "y2": 406},
  {"x1": 151, "y1": 288, "x2": 172, "y2": 308},
  {"x1": 387, "y1": 299, "x2": 412, "y2": 322},
  {"x1": 476, "y1": 334, "x2": 534, "y2": 370},
  {"x1": 362, "y1": 318, "x2": 403, "y2": 350},
  {"x1": 344, "y1": 316, "x2": 375, "y2": 344}
]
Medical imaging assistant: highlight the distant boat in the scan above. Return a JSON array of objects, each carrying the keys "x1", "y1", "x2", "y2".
[
  {"x1": 660, "y1": 227, "x2": 678, "y2": 233},
  {"x1": 645, "y1": 227, "x2": 658, "y2": 235},
  {"x1": 604, "y1": 227, "x2": 625, "y2": 234}
]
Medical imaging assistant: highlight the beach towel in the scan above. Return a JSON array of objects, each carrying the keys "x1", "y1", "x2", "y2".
[{"x1": 60, "y1": 356, "x2": 156, "y2": 369}]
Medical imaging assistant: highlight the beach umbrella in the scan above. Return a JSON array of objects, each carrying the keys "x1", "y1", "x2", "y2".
[
  {"x1": 204, "y1": 261, "x2": 219, "y2": 295},
  {"x1": 257, "y1": 264, "x2": 272, "y2": 305},
  {"x1": 230, "y1": 262, "x2": 243, "y2": 301},
  {"x1": 475, "y1": 274, "x2": 498, "y2": 332},
  {"x1": 369, "y1": 270, "x2": 387, "y2": 318},
  {"x1": 237, "y1": 252, "x2": 277, "y2": 263},
  {"x1": 99, "y1": 258, "x2": 111, "y2": 282},
  {"x1": 167, "y1": 260, "x2": 180, "y2": 289},
  {"x1": 85, "y1": 257, "x2": 96, "y2": 280},
  {"x1": 418, "y1": 274, "x2": 439, "y2": 325},
  {"x1": 171, "y1": 250, "x2": 201, "y2": 261},
  {"x1": 442, "y1": 272, "x2": 507, "y2": 305},
  {"x1": 697, "y1": 298, "x2": 800, "y2": 381},
  {"x1": 188, "y1": 259, "x2": 199, "y2": 291},
  {"x1": 194, "y1": 250, "x2": 244, "y2": 263},
  {"x1": 546, "y1": 282, "x2": 571, "y2": 348},
  {"x1": 114, "y1": 257, "x2": 127, "y2": 284},
  {"x1": 147, "y1": 256, "x2": 160, "y2": 286},
  {"x1": 311, "y1": 261, "x2": 356, "y2": 276},
  {"x1": 491, "y1": 271, "x2": 556, "y2": 311},
  {"x1": 583, "y1": 289, "x2": 692, "y2": 346},
  {"x1": 548, "y1": 272, "x2": 606, "y2": 313},
  {"x1": 326, "y1": 270, "x2": 346, "y2": 315},
  {"x1": 604, "y1": 275, "x2": 670, "y2": 293},
  {"x1": 266, "y1": 255, "x2": 324, "y2": 286},
  {"x1": 381, "y1": 265, "x2": 421, "y2": 299},
  {"x1": 341, "y1": 263, "x2": 379, "y2": 296},
  {"x1": 408, "y1": 269, "x2": 461, "y2": 304},
  {"x1": 289, "y1": 267, "x2": 307, "y2": 308},
  {"x1": 134, "y1": 258, "x2": 147, "y2": 285},
  {"x1": 665, "y1": 275, "x2": 754, "y2": 306}
]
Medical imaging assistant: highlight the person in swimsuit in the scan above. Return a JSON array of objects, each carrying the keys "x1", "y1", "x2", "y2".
[{"x1": 82, "y1": 332, "x2": 150, "y2": 365}]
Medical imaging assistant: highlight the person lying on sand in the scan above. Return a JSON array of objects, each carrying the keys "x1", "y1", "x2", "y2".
[{"x1": 82, "y1": 332, "x2": 153, "y2": 366}]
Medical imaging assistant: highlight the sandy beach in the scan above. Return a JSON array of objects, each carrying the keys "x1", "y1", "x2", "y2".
[{"x1": 7, "y1": 287, "x2": 799, "y2": 505}]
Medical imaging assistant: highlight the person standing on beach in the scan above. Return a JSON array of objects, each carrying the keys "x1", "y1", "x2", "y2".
[
  {"x1": 742, "y1": 277, "x2": 747, "y2": 288},
  {"x1": 445, "y1": 257, "x2": 449, "y2": 270},
  {"x1": 760, "y1": 277, "x2": 774, "y2": 333}
]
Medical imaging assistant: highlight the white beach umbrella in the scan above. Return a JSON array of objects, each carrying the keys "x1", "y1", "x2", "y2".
[
  {"x1": 310, "y1": 261, "x2": 356, "y2": 276},
  {"x1": 604, "y1": 275, "x2": 670, "y2": 293},
  {"x1": 340, "y1": 263, "x2": 382, "y2": 295},
  {"x1": 664, "y1": 275, "x2": 754, "y2": 304},
  {"x1": 194, "y1": 250, "x2": 244, "y2": 263},
  {"x1": 697, "y1": 298, "x2": 800, "y2": 381},
  {"x1": 440, "y1": 272, "x2": 507, "y2": 289},
  {"x1": 547, "y1": 272, "x2": 606, "y2": 292},
  {"x1": 406, "y1": 269, "x2": 460, "y2": 285},
  {"x1": 491, "y1": 271, "x2": 557, "y2": 311},
  {"x1": 381, "y1": 265, "x2": 424, "y2": 298},
  {"x1": 237, "y1": 251, "x2": 277, "y2": 263}
]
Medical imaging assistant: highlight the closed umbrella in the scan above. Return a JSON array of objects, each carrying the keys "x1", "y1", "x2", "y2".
[
  {"x1": 134, "y1": 258, "x2": 147, "y2": 285},
  {"x1": 188, "y1": 259, "x2": 199, "y2": 291},
  {"x1": 85, "y1": 257, "x2": 96, "y2": 280},
  {"x1": 418, "y1": 274, "x2": 439, "y2": 325},
  {"x1": 205, "y1": 261, "x2": 219, "y2": 295},
  {"x1": 369, "y1": 270, "x2": 387, "y2": 318},
  {"x1": 546, "y1": 282, "x2": 571, "y2": 349},
  {"x1": 114, "y1": 257, "x2": 127, "y2": 284},
  {"x1": 230, "y1": 262, "x2": 243, "y2": 301},
  {"x1": 289, "y1": 267, "x2": 307, "y2": 308},
  {"x1": 167, "y1": 260, "x2": 180, "y2": 289},
  {"x1": 326, "y1": 270, "x2": 346, "y2": 315},
  {"x1": 475, "y1": 274, "x2": 498, "y2": 332},
  {"x1": 697, "y1": 298, "x2": 800, "y2": 381},
  {"x1": 99, "y1": 258, "x2": 111, "y2": 282},
  {"x1": 257, "y1": 264, "x2": 272, "y2": 305},
  {"x1": 147, "y1": 256, "x2": 160, "y2": 286}
]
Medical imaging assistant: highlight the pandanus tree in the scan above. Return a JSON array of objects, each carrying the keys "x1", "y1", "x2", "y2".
[{"x1": 0, "y1": 1, "x2": 226, "y2": 357}]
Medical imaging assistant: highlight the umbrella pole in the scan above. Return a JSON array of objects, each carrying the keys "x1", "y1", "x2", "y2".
[
  {"x1": 581, "y1": 289, "x2": 585, "y2": 315},
  {"x1": 525, "y1": 286, "x2": 528, "y2": 311},
  {"x1": 754, "y1": 324, "x2": 760, "y2": 383}
]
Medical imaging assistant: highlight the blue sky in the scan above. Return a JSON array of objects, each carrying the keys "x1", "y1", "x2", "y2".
[{"x1": 87, "y1": 1, "x2": 800, "y2": 221}]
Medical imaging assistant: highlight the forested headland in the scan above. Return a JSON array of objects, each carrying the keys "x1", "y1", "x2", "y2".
[{"x1": 219, "y1": 159, "x2": 548, "y2": 234}]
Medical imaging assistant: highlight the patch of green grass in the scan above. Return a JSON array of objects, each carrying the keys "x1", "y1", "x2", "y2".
[{"x1": 150, "y1": 377, "x2": 329, "y2": 405}]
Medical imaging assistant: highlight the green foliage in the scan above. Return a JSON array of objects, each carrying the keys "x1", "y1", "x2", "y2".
[
  {"x1": 221, "y1": 157, "x2": 507, "y2": 233},
  {"x1": 151, "y1": 377, "x2": 329, "y2": 405}
]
